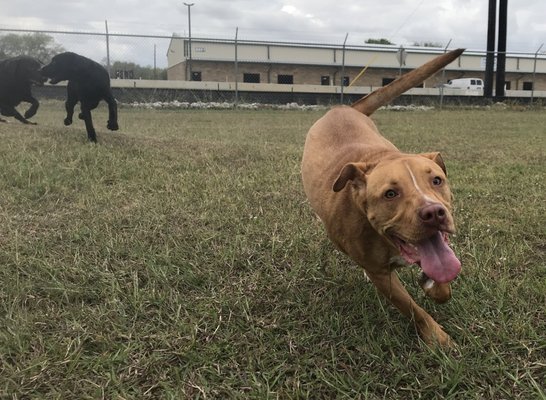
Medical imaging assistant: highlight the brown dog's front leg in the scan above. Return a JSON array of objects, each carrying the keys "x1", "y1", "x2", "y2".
[{"x1": 367, "y1": 270, "x2": 453, "y2": 347}]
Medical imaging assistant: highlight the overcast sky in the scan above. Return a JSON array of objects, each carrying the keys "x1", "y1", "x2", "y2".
[{"x1": 1, "y1": 0, "x2": 545, "y2": 66}]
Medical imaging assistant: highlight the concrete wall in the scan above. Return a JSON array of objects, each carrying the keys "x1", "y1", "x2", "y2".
[
  {"x1": 35, "y1": 83, "x2": 546, "y2": 109},
  {"x1": 167, "y1": 59, "x2": 546, "y2": 91}
]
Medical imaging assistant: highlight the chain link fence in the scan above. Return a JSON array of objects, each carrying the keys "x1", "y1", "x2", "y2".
[
  {"x1": 0, "y1": 27, "x2": 171, "y2": 79},
  {"x1": 2, "y1": 27, "x2": 545, "y2": 105}
]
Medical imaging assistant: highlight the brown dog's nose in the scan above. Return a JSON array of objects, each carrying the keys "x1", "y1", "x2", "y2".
[{"x1": 419, "y1": 203, "x2": 447, "y2": 227}]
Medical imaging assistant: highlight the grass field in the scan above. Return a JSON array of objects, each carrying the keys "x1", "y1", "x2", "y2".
[{"x1": 0, "y1": 102, "x2": 545, "y2": 399}]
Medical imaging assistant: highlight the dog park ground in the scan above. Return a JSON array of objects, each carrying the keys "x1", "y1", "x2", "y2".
[{"x1": 0, "y1": 102, "x2": 544, "y2": 398}]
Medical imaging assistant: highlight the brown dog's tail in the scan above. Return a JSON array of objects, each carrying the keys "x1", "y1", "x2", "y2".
[{"x1": 351, "y1": 48, "x2": 465, "y2": 116}]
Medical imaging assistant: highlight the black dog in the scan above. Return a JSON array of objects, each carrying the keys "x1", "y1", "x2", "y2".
[
  {"x1": 41, "y1": 52, "x2": 119, "y2": 142},
  {"x1": 0, "y1": 56, "x2": 44, "y2": 124}
]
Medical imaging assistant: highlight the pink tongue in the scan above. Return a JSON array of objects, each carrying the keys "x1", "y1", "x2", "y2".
[{"x1": 417, "y1": 232, "x2": 461, "y2": 283}]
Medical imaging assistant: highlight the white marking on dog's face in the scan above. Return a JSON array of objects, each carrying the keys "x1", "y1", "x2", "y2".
[{"x1": 405, "y1": 163, "x2": 436, "y2": 204}]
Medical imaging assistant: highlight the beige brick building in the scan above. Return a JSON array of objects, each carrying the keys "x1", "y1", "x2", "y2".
[{"x1": 167, "y1": 37, "x2": 546, "y2": 91}]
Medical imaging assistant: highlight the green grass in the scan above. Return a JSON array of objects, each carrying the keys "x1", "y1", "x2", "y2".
[{"x1": 0, "y1": 102, "x2": 545, "y2": 399}]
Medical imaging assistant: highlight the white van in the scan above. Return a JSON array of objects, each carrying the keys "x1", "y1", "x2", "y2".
[{"x1": 443, "y1": 78, "x2": 484, "y2": 91}]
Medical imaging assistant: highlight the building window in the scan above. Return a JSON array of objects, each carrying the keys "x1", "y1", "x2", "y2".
[
  {"x1": 505, "y1": 81, "x2": 511, "y2": 90},
  {"x1": 278, "y1": 74, "x2": 294, "y2": 84},
  {"x1": 382, "y1": 78, "x2": 395, "y2": 86},
  {"x1": 342, "y1": 76, "x2": 350, "y2": 86},
  {"x1": 115, "y1": 69, "x2": 134, "y2": 79},
  {"x1": 321, "y1": 76, "x2": 330, "y2": 85},
  {"x1": 191, "y1": 71, "x2": 202, "y2": 81},
  {"x1": 243, "y1": 73, "x2": 260, "y2": 83},
  {"x1": 523, "y1": 81, "x2": 533, "y2": 91}
]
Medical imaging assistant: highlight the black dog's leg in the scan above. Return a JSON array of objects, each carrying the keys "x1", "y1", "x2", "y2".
[
  {"x1": 2, "y1": 106, "x2": 36, "y2": 125},
  {"x1": 64, "y1": 83, "x2": 78, "y2": 126},
  {"x1": 23, "y1": 96, "x2": 40, "y2": 120},
  {"x1": 80, "y1": 106, "x2": 97, "y2": 142},
  {"x1": 105, "y1": 94, "x2": 119, "y2": 131},
  {"x1": 64, "y1": 98, "x2": 77, "y2": 126},
  {"x1": 13, "y1": 110, "x2": 36, "y2": 125}
]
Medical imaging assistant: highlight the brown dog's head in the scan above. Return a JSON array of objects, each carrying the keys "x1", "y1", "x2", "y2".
[{"x1": 333, "y1": 152, "x2": 461, "y2": 283}]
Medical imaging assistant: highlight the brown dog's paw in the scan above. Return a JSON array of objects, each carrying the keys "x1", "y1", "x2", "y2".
[
  {"x1": 418, "y1": 320, "x2": 455, "y2": 348},
  {"x1": 428, "y1": 329, "x2": 455, "y2": 348},
  {"x1": 419, "y1": 272, "x2": 452, "y2": 304}
]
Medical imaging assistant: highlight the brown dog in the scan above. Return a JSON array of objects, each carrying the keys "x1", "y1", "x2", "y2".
[{"x1": 301, "y1": 49, "x2": 464, "y2": 347}]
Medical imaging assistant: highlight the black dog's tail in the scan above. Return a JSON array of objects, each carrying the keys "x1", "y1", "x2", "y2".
[{"x1": 351, "y1": 48, "x2": 465, "y2": 116}]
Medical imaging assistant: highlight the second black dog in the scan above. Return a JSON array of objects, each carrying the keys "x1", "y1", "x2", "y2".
[
  {"x1": 0, "y1": 56, "x2": 44, "y2": 125},
  {"x1": 41, "y1": 52, "x2": 119, "y2": 142}
]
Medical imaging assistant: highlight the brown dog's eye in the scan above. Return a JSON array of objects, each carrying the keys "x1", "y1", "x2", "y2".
[
  {"x1": 384, "y1": 189, "x2": 398, "y2": 199},
  {"x1": 432, "y1": 177, "x2": 443, "y2": 186}
]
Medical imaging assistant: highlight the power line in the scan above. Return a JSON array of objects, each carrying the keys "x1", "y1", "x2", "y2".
[{"x1": 389, "y1": 0, "x2": 426, "y2": 39}]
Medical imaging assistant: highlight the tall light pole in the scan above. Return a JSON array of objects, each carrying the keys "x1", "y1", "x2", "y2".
[
  {"x1": 495, "y1": 0, "x2": 508, "y2": 99},
  {"x1": 484, "y1": 0, "x2": 497, "y2": 98},
  {"x1": 184, "y1": 2, "x2": 194, "y2": 81}
]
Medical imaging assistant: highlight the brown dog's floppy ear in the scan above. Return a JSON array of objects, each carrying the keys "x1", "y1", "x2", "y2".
[
  {"x1": 420, "y1": 152, "x2": 447, "y2": 175},
  {"x1": 333, "y1": 162, "x2": 373, "y2": 192}
]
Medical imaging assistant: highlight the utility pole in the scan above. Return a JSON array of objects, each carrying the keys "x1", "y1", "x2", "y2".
[
  {"x1": 484, "y1": 0, "x2": 496, "y2": 98},
  {"x1": 495, "y1": 0, "x2": 508, "y2": 99}
]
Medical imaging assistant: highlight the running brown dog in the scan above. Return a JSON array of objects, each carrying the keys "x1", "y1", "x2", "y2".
[{"x1": 301, "y1": 49, "x2": 464, "y2": 347}]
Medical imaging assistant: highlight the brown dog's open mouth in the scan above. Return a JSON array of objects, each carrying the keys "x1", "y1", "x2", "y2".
[{"x1": 391, "y1": 232, "x2": 461, "y2": 283}]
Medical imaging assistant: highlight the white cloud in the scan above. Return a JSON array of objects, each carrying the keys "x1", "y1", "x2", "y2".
[{"x1": 281, "y1": 4, "x2": 325, "y2": 27}]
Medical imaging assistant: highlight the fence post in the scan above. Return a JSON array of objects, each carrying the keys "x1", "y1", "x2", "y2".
[
  {"x1": 153, "y1": 44, "x2": 157, "y2": 79},
  {"x1": 439, "y1": 39, "x2": 452, "y2": 110},
  {"x1": 340, "y1": 33, "x2": 348, "y2": 104},
  {"x1": 396, "y1": 45, "x2": 407, "y2": 77},
  {"x1": 234, "y1": 27, "x2": 239, "y2": 107},
  {"x1": 531, "y1": 43, "x2": 544, "y2": 105},
  {"x1": 105, "y1": 20, "x2": 111, "y2": 77}
]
